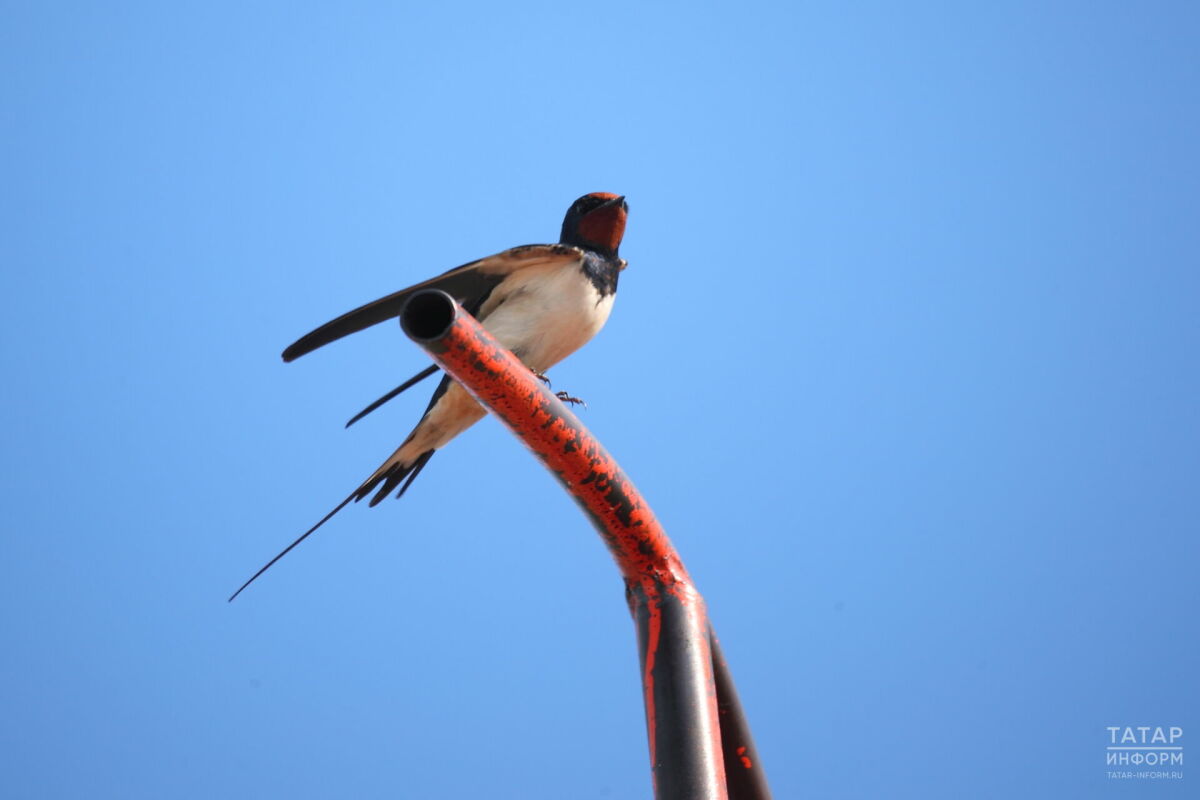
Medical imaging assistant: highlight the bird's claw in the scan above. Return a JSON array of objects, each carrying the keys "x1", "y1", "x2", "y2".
[
  {"x1": 555, "y1": 391, "x2": 587, "y2": 409},
  {"x1": 532, "y1": 371, "x2": 552, "y2": 387}
]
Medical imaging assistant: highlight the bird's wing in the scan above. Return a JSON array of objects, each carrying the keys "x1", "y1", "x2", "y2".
[{"x1": 281, "y1": 244, "x2": 584, "y2": 362}]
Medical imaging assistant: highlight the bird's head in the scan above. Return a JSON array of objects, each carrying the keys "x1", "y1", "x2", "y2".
[{"x1": 560, "y1": 192, "x2": 628, "y2": 259}]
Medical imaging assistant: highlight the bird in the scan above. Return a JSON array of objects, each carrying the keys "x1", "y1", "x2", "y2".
[{"x1": 229, "y1": 192, "x2": 628, "y2": 600}]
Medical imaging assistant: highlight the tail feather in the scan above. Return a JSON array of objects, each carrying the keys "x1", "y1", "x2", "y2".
[
  {"x1": 366, "y1": 450, "x2": 434, "y2": 507},
  {"x1": 228, "y1": 449, "x2": 437, "y2": 602},
  {"x1": 227, "y1": 491, "x2": 358, "y2": 602}
]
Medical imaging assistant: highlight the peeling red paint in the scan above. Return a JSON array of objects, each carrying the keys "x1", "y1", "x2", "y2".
[
  {"x1": 408, "y1": 295, "x2": 763, "y2": 799},
  {"x1": 424, "y1": 308, "x2": 692, "y2": 592},
  {"x1": 643, "y1": 600, "x2": 661, "y2": 769}
]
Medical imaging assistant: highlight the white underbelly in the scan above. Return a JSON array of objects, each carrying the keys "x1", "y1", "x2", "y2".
[{"x1": 480, "y1": 268, "x2": 616, "y2": 373}]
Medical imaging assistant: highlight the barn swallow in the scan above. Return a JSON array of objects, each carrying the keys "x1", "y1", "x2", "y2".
[{"x1": 229, "y1": 192, "x2": 628, "y2": 600}]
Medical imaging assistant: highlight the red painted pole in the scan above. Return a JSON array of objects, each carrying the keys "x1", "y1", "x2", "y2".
[
  {"x1": 399, "y1": 290, "x2": 770, "y2": 799},
  {"x1": 710, "y1": 626, "x2": 773, "y2": 800}
]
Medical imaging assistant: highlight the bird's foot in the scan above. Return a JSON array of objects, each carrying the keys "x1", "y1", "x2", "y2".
[
  {"x1": 532, "y1": 371, "x2": 552, "y2": 387},
  {"x1": 555, "y1": 391, "x2": 587, "y2": 409}
]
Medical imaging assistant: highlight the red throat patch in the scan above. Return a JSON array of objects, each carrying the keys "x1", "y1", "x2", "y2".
[{"x1": 577, "y1": 196, "x2": 627, "y2": 253}]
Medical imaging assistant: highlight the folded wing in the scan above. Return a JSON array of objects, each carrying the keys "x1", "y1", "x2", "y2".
[{"x1": 281, "y1": 244, "x2": 583, "y2": 362}]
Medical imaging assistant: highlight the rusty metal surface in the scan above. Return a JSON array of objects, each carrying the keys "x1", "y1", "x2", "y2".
[{"x1": 400, "y1": 289, "x2": 769, "y2": 800}]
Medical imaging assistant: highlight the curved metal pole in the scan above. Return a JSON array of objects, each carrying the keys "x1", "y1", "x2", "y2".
[{"x1": 399, "y1": 289, "x2": 769, "y2": 800}]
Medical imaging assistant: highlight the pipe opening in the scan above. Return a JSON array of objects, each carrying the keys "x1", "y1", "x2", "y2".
[{"x1": 400, "y1": 290, "x2": 456, "y2": 342}]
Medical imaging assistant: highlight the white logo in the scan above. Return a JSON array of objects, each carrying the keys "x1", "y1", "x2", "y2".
[{"x1": 1105, "y1": 726, "x2": 1184, "y2": 780}]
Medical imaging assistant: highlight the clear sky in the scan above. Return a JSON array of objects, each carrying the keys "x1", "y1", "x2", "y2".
[{"x1": 2, "y1": 2, "x2": 1197, "y2": 798}]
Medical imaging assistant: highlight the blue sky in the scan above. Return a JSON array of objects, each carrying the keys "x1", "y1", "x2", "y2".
[{"x1": 2, "y1": 2, "x2": 1197, "y2": 797}]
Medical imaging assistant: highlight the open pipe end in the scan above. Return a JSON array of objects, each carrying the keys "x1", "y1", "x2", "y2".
[{"x1": 400, "y1": 289, "x2": 458, "y2": 342}]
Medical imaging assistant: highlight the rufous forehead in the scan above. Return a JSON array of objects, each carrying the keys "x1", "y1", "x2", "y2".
[{"x1": 585, "y1": 192, "x2": 621, "y2": 202}]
